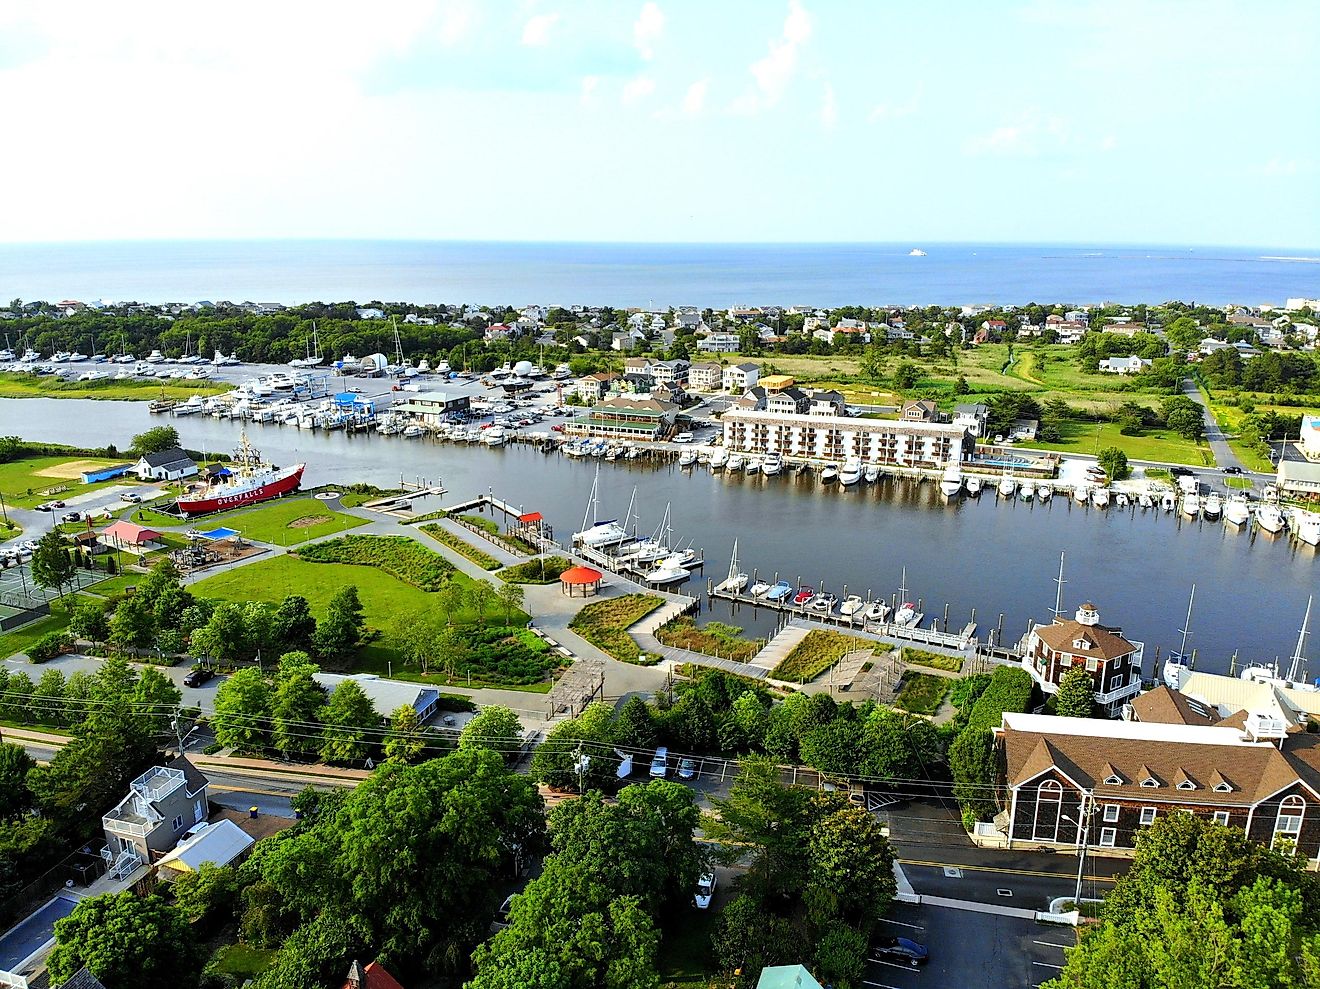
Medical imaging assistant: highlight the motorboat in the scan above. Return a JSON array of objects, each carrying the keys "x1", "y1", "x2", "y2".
[
  {"x1": 1202, "y1": 492, "x2": 1223, "y2": 520},
  {"x1": 1256, "y1": 502, "x2": 1285, "y2": 534},
  {"x1": 481, "y1": 426, "x2": 507, "y2": 447},
  {"x1": 646, "y1": 558, "x2": 691, "y2": 585},
  {"x1": 939, "y1": 464, "x2": 963, "y2": 498},
  {"x1": 998, "y1": 474, "x2": 1016, "y2": 497},
  {"x1": 839, "y1": 595, "x2": 865, "y2": 617},
  {"x1": 1115, "y1": 492, "x2": 1129, "y2": 508},
  {"x1": 716, "y1": 540, "x2": 749, "y2": 593},
  {"x1": 726, "y1": 453, "x2": 745, "y2": 472},
  {"x1": 710, "y1": 448, "x2": 729, "y2": 470},
  {"x1": 793, "y1": 586, "x2": 816, "y2": 607},
  {"x1": 766, "y1": 580, "x2": 794, "y2": 602},
  {"x1": 820, "y1": 465, "x2": 839, "y2": 484},
  {"x1": 402, "y1": 424, "x2": 426, "y2": 438},
  {"x1": 1161, "y1": 491, "x2": 1177, "y2": 512},
  {"x1": 678, "y1": 448, "x2": 698, "y2": 467},
  {"x1": 743, "y1": 455, "x2": 761, "y2": 473},
  {"x1": 1091, "y1": 487, "x2": 1111, "y2": 509},
  {"x1": 1073, "y1": 484, "x2": 1090, "y2": 505},
  {"x1": 749, "y1": 580, "x2": 772, "y2": 598},
  {"x1": 810, "y1": 593, "x2": 839, "y2": 614},
  {"x1": 1295, "y1": 510, "x2": 1320, "y2": 547},
  {"x1": 173, "y1": 395, "x2": 206, "y2": 416},
  {"x1": 146, "y1": 350, "x2": 166, "y2": 364},
  {"x1": 863, "y1": 464, "x2": 881, "y2": 484},
  {"x1": 1037, "y1": 483, "x2": 1052, "y2": 502},
  {"x1": 761, "y1": 452, "x2": 783, "y2": 476},
  {"x1": 1019, "y1": 480, "x2": 1035, "y2": 502},
  {"x1": 1138, "y1": 492, "x2": 1154, "y2": 509},
  {"x1": 863, "y1": 600, "x2": 890, "y2": 623},
  {"x1": 839, "y1": 457, "x2": 863, "y2": 487},
  {"x1": 965, "y1": 476, "x2": 983, "y2": 496},
  {"x1": 894, "y1": 602, "x2": 917, "y2": 626},
  {"x1": 1224, "y1": 492, "x2": 1251, "y2": 527},
  {"x1": 1182, "y1": 492, "x2": 1201, "y2": 518}
]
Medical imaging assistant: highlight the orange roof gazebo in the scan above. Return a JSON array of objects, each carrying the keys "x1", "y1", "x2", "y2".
[{"x1": 559, "y1": 564, "x2": 603, "y2": 597}]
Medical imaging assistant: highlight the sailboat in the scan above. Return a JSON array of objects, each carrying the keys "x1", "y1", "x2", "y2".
[
  {"x1": 572, "y1": 466, "x2": 631, "y2": 548},
  {"x1": 893, "y1": 566, "x2": 917, "y2": 625},
  {"x1": 1162, "y1": 585, "x2": 1197, "y2": 688},
  {"x1": 290, "y1": 321, "x2": 324, "y2": 368},
  {"x1": 1238, "y1": 596, "x2": 1315, "y2": 691},
  {"x1": 716, "y1": 540, "x2": 749, "y2": 593}
]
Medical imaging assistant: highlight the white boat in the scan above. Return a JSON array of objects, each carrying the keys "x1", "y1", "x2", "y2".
[
  {"x1": 863, "y1": 464, "x2": 881, "y2": 484},
  {"x1": 998, "y1": 474, "x2": 1016, "y2": 497},
  {"x1": 402, "y1": 424, "x2": 425, "y2": 438},
  {"x1": 839, "y1": 594, "x2": 865, "y2": 617},
  {"x1": 1202, "y1": 492, "x2": 1223, "y2": 520},
  {"x1": 749, "y1": 580, "x2": 772, "y2": 598},
  {"x1": 146, "y1": 350, "x2": 166, "y2": 364},
  {"x1": 743, "y1": 455, "x2": 760, "y2": 473},
  {"x1": 1074, "y1": 484, "x2": 1090, "y2": 505},
  {"x1": 1182, "y1": 492, "x2": 1201, "y2": 518},
  {"x1": 894, "y1": 602, "x2": 917, "y2": 626},
  {"x1": 965, "y1": 476, "x2": 983, "y2": 496},
  {"x1": 909, "y1": 248, "x2": 927, "y2": 256},
  {"x1": 1296, "y1": 510, "x2": 1320, "y2": 547},
  {"x1": 1115, "y1": 492, "x2": 1129, "y2": 508},
  {"x1": 726, "y1": 453, "x2": 745, "y2": 472},
  {"x1": 290, "y1": 322, "x2": 324, "y2": 368},
  {"x1": 839, "y1": 457, "x2": 863, "y2": 486},
  {"x1": 939, "y1": 464, "x2": 963, "y2": 498},
  {"x1": 1037, "y1": 484, "x2": 1052, "y2": 502},
  {"x1": 1256, "y1": 502, "x2": 1285, "y2": 534},
  {"x1": 1224, "y1": 492, "x2": 1250, "y2": 527},
  {"x1": 173, "y1": 395, "x2": 206, "y2": 416},
  {"x1": 1091, "y1": 487, "x2": 1111, "y2": 509},
  {"x1": 1161, "y1": 491, "x2": 1177, "y2": 512},
  {"x1": 646, "y1": 553, "x2": 691, "y2": 585},
  {"x1": 863, "y1": 600, "x2": 890, "y2": 623},
  {"x1": 1020, "y1": 480, "x2": 1036, "y2": 502},
  {"x1": 1139, "y1": 492, "x2": 1154, "y2": 509},
  {"x1": 761, "y1": 452, "x2": 783, "y2": 477},
  {"x1": 716, "y1": 540, "x2": 749, "y2": 594},
  {"x1": 810, "y1": 593, "x2": 838, "y2": 614},
  {"x1": 710, "y1": 448, "x2": 729, "y2": 470},
  {"x1": 678, "y1": 448, "x2": 698, "y2": 467},
  {"x1": 820, "y1": 464, "x2": 839, "y2": 484},
  {"x1": 573, "y1": 467, "x2": 631, "y2": 547},
  {"x1": 482, "y1": 426, "x2": 507, "y2": 447}
]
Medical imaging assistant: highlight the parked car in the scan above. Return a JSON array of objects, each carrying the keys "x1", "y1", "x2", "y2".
[
  {"x1": 677, "y1": 757, "x2": 697, "y2": 780},
  {"x1": 873, "y1": 937, "x2": 929, "y2": 967},
  {"x1": 1169, "y1": 466, "x2": 1194, "y2": 477},
  {"x1": 122, "y1": 492, "x2": 143, "y2": 503},
  {"x1": 673, "y1": 432, "x2": 694, "y2": 443},
  {"x1": 1222, "y1": 466, "x2": 1244, "y2": 474},
  {"x1": 694, "y1": 872, "x2": 716, "y2": 909},
  {"x1": 61, "y1": 511, "x2": 84, "y2": 524},
  {"x1": 649, "y1": 747, "x2": 669, "y2": 778},
  {"x1": 182, "y1": 667, "x2": 216, "y2": 688}
]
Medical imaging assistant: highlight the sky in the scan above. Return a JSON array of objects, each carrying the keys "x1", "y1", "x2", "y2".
[{"x1": 1, "y1": 0, "x2": 1317, "y2": 246}]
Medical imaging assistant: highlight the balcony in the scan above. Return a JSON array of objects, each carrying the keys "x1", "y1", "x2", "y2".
[{"x1": 1095, "y1": 674, "x2": 1143, "y2": 705}]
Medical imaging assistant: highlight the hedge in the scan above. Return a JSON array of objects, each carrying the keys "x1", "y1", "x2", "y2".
[
  {"x1": 965, "y1": 666, "x2": 1035, "y2": 730},
  {"x1": 770, "y1": 629, "x2": 864, "y2": 682},
  {"x1": 894, "y1": 672, "x2": 950, "y2": 714},
  {"x1": 900, "y1": 646, "x2": 963, "y2": 673},
  {"x1": 419, "y1": 524, "x2": 502, "y2": 571},
  {"x1": 295, "y1": 534, "x2": 455, "y2": 590},
  {"x1": 498, "y1": 557, "x2": 572, "y2": 584}
]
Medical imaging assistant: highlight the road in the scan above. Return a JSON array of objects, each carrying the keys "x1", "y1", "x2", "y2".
[{"x1": 1181, "y1": 377, "x2": 1245, "y2": 473}]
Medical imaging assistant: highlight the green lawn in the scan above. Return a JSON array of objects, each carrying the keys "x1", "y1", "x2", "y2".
[
  {"x1": 0, "y1": 371, "x2": 231, "y2": 402},
  {"x1": 1225, "y1": 476, "x2": 1255, "y2": 490},
  {"x1": 208, "y1": 942, "x2": 278, "y2": 981},
  {"x1": 0, "y1": 597, "x2": 78, "y2": 659},
  {"x1": 85, "y1": 572, "x2": 144, "y2": 597},
  {"x1": 351, "y1": 641, "x2": 555, "y2": 692},
  {"x1": 206, "y1": 497, "x2": 368, "y2": 546},
  {"x1": 1018, "y1": 419, "x2": 1214, "y2": 466},
  {"x1": 0, "y1": 455, "x2": 141, "y2": 508},
  {"x1": 1203, "y1": 396, "x2": 1283, "y2": 473},
  {"x1": 894, "y1": 672, "x2": 950, "y2": 714},
  {"x1": 771, "y1": 629, "x2": 870, "y2": 682},
  {"x1": 657, "y1": 909, "x2": 722, "y2": 987}
]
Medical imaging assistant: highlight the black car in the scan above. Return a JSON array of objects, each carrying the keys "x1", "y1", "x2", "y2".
[
  {"x1": 183, "y1": 667, "x2": 216, "y2": 688},
  {"x1": 873, "y1": 936, "x2": 929, "y2": 967},
  {"x1": 1169, "y1": 466, "x2": 1194, "y2": 477},
  {"x1": 1223, "y1": 466, "x2": 1244, "y2": 474}
]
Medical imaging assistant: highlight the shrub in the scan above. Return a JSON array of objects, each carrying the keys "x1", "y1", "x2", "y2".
[
  {"x1": 498, "y1": 556, "x2": 572, "y2": 584},
  {"x1": 893, "y1": 672, "x2": 949, "y2": 714},
  {"x1": 770, "y1": 630, "x2": 866, "y2": 682},
  {"x1": 27, "y1": 631, "x2": 73, "y2": 664},
  {"x1": 568, "y1": 594, "x2": 664, "y2": 663},
  {"x1": 452, "y1": 626, "x2": 560, "y2": 685},
  {"x1": 966, "y1": 666, "x2": 1035, "y2": 730},
  {"x1": 419, "y1": 524, "x2": 501, "y2": 570},
  {"x1": 295, "y1": 535, "x2": 454, "y2": 590},
  {"x1": 656, "y1": 616, "x2": 763, "y2": 663},
  {"x1": 900, "y1": 646, "x2": 962, "y2": 672}
]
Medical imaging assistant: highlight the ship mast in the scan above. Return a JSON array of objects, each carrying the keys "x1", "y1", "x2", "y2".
[{"x1": 1286, "y1": 596, "x2": 1313, "y2": 684}]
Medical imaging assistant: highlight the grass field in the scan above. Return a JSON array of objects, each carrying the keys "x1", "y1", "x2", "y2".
[
  {"x1": 1018, "y1": 419, "x2": 1214, "y2": 466},
  {"x1": 657, "y1": 909, "x2": 721, "y2": 987},
  {"x1": 568, "y1": 594, "x2": 664, "y2": 664},
  {"x1": 770, "y1": 629, "x2": 870, "y2": 682},
  {"x1": 900, "y1": 646, "x2": 963, "y2": 672},
  {"x1": 419, "y1": 523, "x2": 502, "y2": 570},
  {"x1": 208, "y1": 497, "x2": 368, "y2": 545},
  {"x1": 85, "y1": 572, "x2": 144, "y2": 598},
  {"x1": 209, "y1": 943, "x2": 278, "y2": 981},
  {"x1": 0, "y1": 597, "x2": 78, "y2": 659},
  {"x1": 0, "y1": 455, "x2": 140, "y2": 508},
  {"x1": 894, "y1": 672, "x2": 950, "y2": 714},
  {"x1": 0, "y1": 371, "x2": 231, "y2": 402},
  {"x1": 1202, "y1": 395, "x2": 1285, "y2": 473}
]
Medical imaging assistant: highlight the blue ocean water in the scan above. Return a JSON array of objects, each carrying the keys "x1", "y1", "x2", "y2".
[{"x1": 0, "y1": 240, "x2": 1317, "y2": 308}]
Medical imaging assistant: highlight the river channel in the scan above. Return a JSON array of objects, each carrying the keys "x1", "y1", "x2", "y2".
[{"x1": 3, "y1": 397, "x2": 1315, "y2": 677}]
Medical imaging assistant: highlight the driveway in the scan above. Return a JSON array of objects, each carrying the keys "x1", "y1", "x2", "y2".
[{"x1": 1181, "y1": 378, "x2": 1243, "y2": 472}]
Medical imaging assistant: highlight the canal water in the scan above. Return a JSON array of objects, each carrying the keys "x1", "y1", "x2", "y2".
[{"x1": 3, "y1": 397, "x2": 1315, "y2": 676}]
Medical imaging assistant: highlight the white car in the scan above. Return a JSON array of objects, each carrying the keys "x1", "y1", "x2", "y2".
[
  {"x1": 673, "y1": 432, "x2": 694, "y2": 443},
  {"x1": 649, "y1": 747, "x2": 669, "y2": 778},
  {"x1": 694, "y1": 872, "x2": 716, "y2": 909}
]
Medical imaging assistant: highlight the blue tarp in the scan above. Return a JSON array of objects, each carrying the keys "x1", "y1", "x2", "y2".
[{"x1": 197, "y1": 527, "x2": 240, "y2": 540}]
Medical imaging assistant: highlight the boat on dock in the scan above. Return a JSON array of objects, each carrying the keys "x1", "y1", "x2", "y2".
[
  {"x1": 939, "y1": 464, "x2": 963, "y2": 498},
  {"x1": 792, "y1": 586, "x2": 816, "y2": 606},
  {"x1": 645, "y1": 554, "x2": 691, "y2": 585},
  {"x1": 749, "y1": 580, "x2": 772, "y2": 598},
  {"x1": 710, "y1": 448, "x2": 729, "y2": 470},
  {"x1": 1224, "y1": 492, "x2": 1250, "y2": 527},
  {"x1": 726, "y1": 453, "x2": 745, "y2": 472},
  {"x1": 716, "y1": 540, "x2": 749, "y2": 594},
  {"x1": 1037, "y1": 483, "x2": 1052, "y2": 502},
  {"x1": 1073, "y1": 484, "x2": 1090, "y2": 505},
  {"x1": 810, "y1": 593, "x2": 839, "y2": 614},
  {"x1": 1161, "y1": 490, "x2": 1176, "y2": 512},
  {"x1": 965, "y1": 476, "x2": 982, "y2": 496},
  {"x1": 820, "y1": 464, "x2": 838, "y2": 484},
  {"x1": 678, "y1": 448, "x2": 698, "y2": 467},
  {"x1": 766, "y1": 580, "x2": 794, "y2": 602},
  {"x1": 1295, "y1": 510, "x2": 1320, "y2": 547},
  {"x1": 743, "y1": 455, "x2": 761, "y2": 473},
  {"x1": 1115, "y1": 491, "x2": 1129, "y2": 508},
  {"x1": 1182, "y1": 491, "x2": 1201, "y2": 518},
  {"x1": 839, "y1": 594, "x2": 865, "y2": 617},
  {"x1": 1257, "y1": 501, "x2": 1285, "y2": 534},
  {"x1": 864, "y1": 463, "x2": 881, "y2": 484},
  {"x1": 894, "y1": 601, "x2": 917, "y2": 626},
  {"x1": 863, "y1": 600, "x2": 890, "y2": 623},
  {"x1": 574, "y1": 467, "x2": 632, "y2": 548},
  {"x1": 1091, "y1": 487, "x2": 1111, "y2": 509},
  {"x1": 1020, "y1": 480, "x2": 1036, "y2": 502},
  {"x1": 839, "y1": 457, "x2": 862, "y2": 487},
  {"x1": 998, "y1": 473, "x2": 1016, "y2": 497},
  {"x1": 761, "y1": 452, "x2": 783, "y2": 477},
  {"x1": 1202, "y1": 492, "x2": 1223, "y2": 520}
]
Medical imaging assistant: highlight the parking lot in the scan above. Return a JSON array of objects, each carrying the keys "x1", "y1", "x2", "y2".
[{"x1": 863, "y1": 903, "x2": 1075, "y2": 989}]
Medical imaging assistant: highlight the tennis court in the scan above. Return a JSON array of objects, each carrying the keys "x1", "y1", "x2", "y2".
[{"x1": 0, "y1": 563, "x2": 106, "y2": 610}]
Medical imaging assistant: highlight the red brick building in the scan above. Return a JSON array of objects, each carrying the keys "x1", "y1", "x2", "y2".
[{"x1": 1020, "y1": 603, "x2": 1144, "y2": 716}]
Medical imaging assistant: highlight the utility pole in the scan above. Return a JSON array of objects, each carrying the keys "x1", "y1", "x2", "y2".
[{"x1": 1073, "y1": 790, "x2": 1092, "y2": 908}]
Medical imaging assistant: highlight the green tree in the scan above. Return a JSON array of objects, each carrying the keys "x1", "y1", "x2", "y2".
[
  {"x1": 530, "y1": 701, "x2": 618, "y2": 791},
  {"x1": 272, "y1": 594, "x2": 317, "y2": 654},
  {"x1": 171, "y1": 862, "x2": 239, "y2": 924},
  {"x1": 108, "y1": 594, "x2": 155, "y2": 650},
  {"x1": 30, "y1": 529, "x2": 75, "y2": 600},
  {"x1": 950, "y1": 727, "x2": 998, "y2": 822},
  {"x1": 713, "y1": 893, "x2": 802, "y2": 981},
  {"x1": 813, "y1": 922, "x2": 868, "y2": 989},
  {"x1": 31, "y1": 668, "x2": 68, "y2": 727},
  {"x1": 133, "y1": 667, "x2": 181, "y2": 717},
  {"x1": 0, "y1": 743, "x2": 35, "y2": 819},
  {"x1": 271, "y1": 656, "x2": 324, "y2": 757},
  {"x1": 383, "y1": 703, "x2": 428, "y2": 762},
  {"x1": 613, "y1": 695, "x2": 659, "y2": 749},
  {"x1": 460, "y1": 705, "x2": 523, "y2": 753},
  {"x1": 253, "y1": 908, "x2": 371, "y2": 989},
  {"x1": 1165, "y1": 405, "x2": 1206, "y2": 440},
  {"x1": 212, "y1": 668, "x2": 272, "y2": 750},
  {"x1": 318, "y1": 680, "x2": 379, "y2": 764},
  {"x1": 1097, "y1": 446, "x2": 1130, "y2": 482},
  {"x1": 496, "y1": 580, "x2": 525, "y2": 626},
  {"x1": 0, "y1": 671, "x2": 34, "y2": 722},
  {"x1": 1055, "y1": 667, "x2": 1095, "y2": 718},
  {"x1": 314, "y1": 585, "x2": 364, "y2": 658},
  {"x1": 805, "y1": 805, "x2": 898, "y2": 928},
  {"x1": 892, "y1": 361, "x2": 920, "y2": 391},
  {"x1": 390, "y1": 610, "x2": 443, "y2": 675},
  {"x1": 46, "y1": 891, "x2": 199, "y2": 989},
  {"x1": 130, "y1": 425, "x2": 181, "y2": 455},
  {"x1": 190, "y1": 601, "x2": 249, "y2": 663},
  {"x1": 68, "y1": 598, "x2": 110, "y2": 646}
]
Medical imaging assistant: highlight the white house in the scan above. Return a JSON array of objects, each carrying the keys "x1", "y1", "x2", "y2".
[
  {"x1": 1301, "y1": 414, "x2": 1320, "y2": 461},
  {"x1": 953, "y1": 403, "x2": 989, "y2": 437},
  {"x1": 1098, "y1": 356, "x2": 1152, "y2": 374},
  {"x1": 723, "y1": 409, "x2": 969, "y2": 468},
  {"x1": 687, "y1": 362, "x2": 723, "y2": 391},
  {"x1": 134, "y1": 447, "x2": 197, "y2": 482},
  {"x1": 697, "y1": 332, "x2": 740, "y2": 353},
  {"x1": 723, "y1": 362, "x2": 760, "y2": 393}
]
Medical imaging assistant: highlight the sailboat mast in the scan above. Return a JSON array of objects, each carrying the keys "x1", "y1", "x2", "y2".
[
  {"x1": 1051, "y1": 551, "x2": 1067, "y2": 620},
  {"x1": 581, "y1": 465, "x2": 601, "y2": 533},
  {"x1": 1286, "y1": 596, "x2": 1313, "y2": 684},
  {"x1": 1175, "y1": 584, "x2": 1196, "y2": 661}
]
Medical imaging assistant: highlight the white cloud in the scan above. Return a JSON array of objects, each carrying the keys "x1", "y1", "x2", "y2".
[
  {"x1": 738, "y1": 0, "x2": 813, "y2": 112},
  {"x1": 868, "y1": 87, "x2": 921, "y2": 123},
  {"x1": 580, "y1": 75, "x2": 601, "y2": 107},
  {"x1": 682, "y1": 78, "x2": 708, "y2": 116},
  {"x1": 521, "y1": 12, "x2": 560, "y2": 47},
  {"x1": 435, "y1": 0, "x2": 475, "y2": 46},
  {"x1": 819, "y1": 82, "x2": 837, "y2": 130},
  {"x1": 622, "y1": 75, "x2": 656, "y2": 105},
  {"x1": 1260, "y1": 157, "x2": 1299, "y2": 177},
  {"x1": 633, "y1": 2, "x2": 665, "y2": 60},
  {"x1": 962, "y1": 111, "x2": 1115, "y2": 157}
]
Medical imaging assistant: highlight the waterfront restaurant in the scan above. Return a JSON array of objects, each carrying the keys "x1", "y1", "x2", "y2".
[
  {"x1": 391, "y1": 391, "x2": 472, "y2": 424},
  {"x1": 565, "y1": 396, "x2": 678, "y2": 442}
]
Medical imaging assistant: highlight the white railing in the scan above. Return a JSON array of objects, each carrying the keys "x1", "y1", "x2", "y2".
[{"x1": 103, "y1": 816, "x2": 152, "y2": 837}]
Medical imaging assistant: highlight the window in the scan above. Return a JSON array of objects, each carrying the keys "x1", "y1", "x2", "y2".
[
  {"x1": 194, "y1": 799, "x2": 205, "y2": 823},
  {"x1": 1213, "y1": 811, "x2": 1231, "y2": 826},
  {"x1": 1177, "y1": 780, "x2": 1196, "y2": 791},
  {"x1": 1140, "y1": 777, "x2": 1160, "y2": 788},
  {"x1": 1214, "y1": 781, "x2": 1233, "y2": 793},
  {"x1": 1103, "y1": 774, "x2": 1123, "y2": 786},
  {"x1": 1103, "y1": 804, "x2": 1120, "y2": 823},
  {"x1": 1139, "y1": 807, "x2": 1156, "y2": 826},
  {"x1": 1273, "y1": 795, "x2": 1305, "y2": 849},
  {"x1": 1099, "y1": 827, "x2": 1117, "y2": 847},
  {"x1": 1033, "y1": 780, "x2": 1063, "y2": 843},
  {"x1": 171, "y1": 815, "x2": 185, "y2": 832},
  {"x1": 1086, "y1": 658, "x2": 1099, "y2": 673}
]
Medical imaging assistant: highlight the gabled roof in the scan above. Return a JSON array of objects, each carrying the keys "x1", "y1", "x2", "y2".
[
  {"x1": 1034, "y1": 618, "x2": 1138, "y2": 662},
  {"x1": 139, "y1": 446, "x2": 194, "y2": 468},
  {"x1": 157, "y1": 819, "x2": 254, "y2": 872},
  {"x1": 168, "y1": 755, "x2": 209, "y2": 797},
  {"x1": 58, "y1": 969, "x2": 109, "y2": 989},
  {"x1": 342, "y1": 959, "x2": 405, "y2": 989},
  {"x1": 1130, "y1": 686, "x2": 1217, "y2": 727}
]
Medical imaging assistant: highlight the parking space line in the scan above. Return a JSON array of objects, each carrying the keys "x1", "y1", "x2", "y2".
[
  {"x1": 872, "y1": 960, "x2": 922, "y2": 972},
  {"x1": 1032, "y1": 961, "x2": 1064, "y2": 970},
  {"x1": 877, "y1": 917, "x2": 925, "y2": 930},
  {"x1": 862, "y1": 981, "x2": 904, "y2": 989},
  {"x1": 1033, "y1": 940, "x2": 1071, "y2": 949}
]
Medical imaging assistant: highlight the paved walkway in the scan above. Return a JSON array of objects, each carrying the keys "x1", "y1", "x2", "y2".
[{"x1": 1182, "y1": 377, "x2": 1241, "y2": 471}]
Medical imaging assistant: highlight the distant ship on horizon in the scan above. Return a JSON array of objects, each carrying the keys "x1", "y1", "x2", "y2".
[{"x1": 908, "y1": 248, "x2": 927, "y2": 256}]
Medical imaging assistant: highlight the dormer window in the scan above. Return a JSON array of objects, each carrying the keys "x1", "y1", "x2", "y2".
[
  {"x1": 1073, "y1": 639, "x2": 1087, "y2": 650},
  {"x1": 1214, "y1": 781, "x2": 1233, "y2": 793},
  {"x1": 1140, "y1": 777, "x2": 1160, "y2": 788},
  {"x1": 1177, "y1": 780, "x2": 1196, "y2": 790},
  {"x1": 1103, "y1": 774, "x2": 1123, "y2": 786}
]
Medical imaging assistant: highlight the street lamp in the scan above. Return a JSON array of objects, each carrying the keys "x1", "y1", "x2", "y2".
[{"x1": 1061, "y1": 791, "x2": 1097, "y2": 909}]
